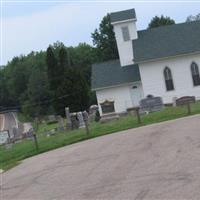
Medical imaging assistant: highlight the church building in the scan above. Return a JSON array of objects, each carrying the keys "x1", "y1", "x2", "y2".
[{"x1": 91, "y1": 8, "x2": 200, "y2": 115}]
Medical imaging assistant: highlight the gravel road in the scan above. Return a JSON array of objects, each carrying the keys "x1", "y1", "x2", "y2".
[{"x1": 1, "y1": 114, "x2": 200, "y2": 200}]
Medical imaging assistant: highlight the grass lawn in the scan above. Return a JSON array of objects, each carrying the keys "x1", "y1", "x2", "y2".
[{"x1": 1, "y1": 102, "x2": 200, "y2": 171}]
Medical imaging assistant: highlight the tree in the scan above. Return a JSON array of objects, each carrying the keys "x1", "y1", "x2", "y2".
[
  {"x1": 186, "y1": 13, "x2": 200, "y2": 22},
  {"x1": 148, "y1": 15, "x2": 175, "y2": 29},
  {"x1": 22, "y1": 68, "x2": 51, "y2": 118},
  {"x1": 46, "y1": 46, "x2": 57, "y2": 90},
  {"x1": 55, "y1": 68, "x2": 90, "y2": 115},
  {"x1": 91, "y1": 14, "x2": 118, "y2": 61}
]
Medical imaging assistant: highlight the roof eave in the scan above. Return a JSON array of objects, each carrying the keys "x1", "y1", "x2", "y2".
[
  {"x1": 134, "y1": 51, "x2": 200, "y2": 64},
  {"x1": 92, "y1": 81, "x2": 141, "y2": 91}
]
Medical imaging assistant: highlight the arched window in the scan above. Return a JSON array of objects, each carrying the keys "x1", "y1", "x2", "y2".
[
  {"x1": 164, "y1": 67, "x2": 174, "y2": 91},
  {"x1": 191, "y1": 62, "x2": 200, "y2": 86}
]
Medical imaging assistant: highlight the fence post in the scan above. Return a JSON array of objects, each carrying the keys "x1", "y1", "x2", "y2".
[
  {"x1": 134, "y1": 107, "x2": 142, "y2": 124},
  {"x1": 187, "y1": 102, "x2": 191, "y2": 115},
  {"x1": 33, "y1": 133, "x2": 39, "y2": 150}
]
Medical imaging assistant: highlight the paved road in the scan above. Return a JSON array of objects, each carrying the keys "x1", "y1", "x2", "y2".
[{"x1": 2, "y1": 115, "x2": 200, "y2": 199}]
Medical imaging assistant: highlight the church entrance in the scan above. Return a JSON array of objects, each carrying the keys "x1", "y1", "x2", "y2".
[{"x1": 130, "y1": 83, "x2": 143, "y2": 106}]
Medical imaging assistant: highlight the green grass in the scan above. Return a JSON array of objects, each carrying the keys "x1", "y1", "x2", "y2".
[{"x1": 1, "y1": 102, "x2": 200, "y2": 171}]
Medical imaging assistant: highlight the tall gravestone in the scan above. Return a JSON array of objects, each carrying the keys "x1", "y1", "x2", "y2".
[
  {"x1": 65, "y1": 107, "x2": 72, "y2": 130},
  {"x1": 57, "y1": 116, "x2": 65, "y2": 131},
  {"x1": 77, "y1": 112, "x2": 86, "y2": 128},
  {"x1": 70, "y1": 113, "x2": 79, "y2": 129}
]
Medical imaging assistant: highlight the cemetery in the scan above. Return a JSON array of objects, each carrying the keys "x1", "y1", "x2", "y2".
[{"x1": 1, "y1": 100, "x2": 200, "y2": 171}]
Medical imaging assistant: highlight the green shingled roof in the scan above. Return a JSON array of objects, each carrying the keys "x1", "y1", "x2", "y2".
[
  {"x1": 133, "y1": 20, "x2": 200, "y2": 63},
  {"x1": 91, "y1": 60, "x2": 141, "y2": 90},
  {"x1": 110, "y1": 9, "x2": 136, "y2": 23}
]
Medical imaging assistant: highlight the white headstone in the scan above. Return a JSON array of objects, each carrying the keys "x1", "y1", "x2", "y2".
[{"x1": 77, "y1": 112, "x2": 85, "y2": 128}]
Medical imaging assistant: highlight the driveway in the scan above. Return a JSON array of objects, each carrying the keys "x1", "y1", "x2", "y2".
[{"x1": 1, "y1": 115, "x2": 200, "y2": 199}]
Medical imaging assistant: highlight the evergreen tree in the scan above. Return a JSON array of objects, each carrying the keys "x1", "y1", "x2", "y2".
[
  {"x1": 91, "y1": 14, "x2": 118, "y2": 61},
  {"x1": 46, "y1": 46, "x2": 57, "y2": 90},
  {"x1": 22, "y1": 68, "x2": 51, "y2": 118},
  {"x1": 56, "y1": 68, "x2": 90, "y2": 115},
  {"x1": 148, "y1": 15, "x2": 175, "y2": 29}
]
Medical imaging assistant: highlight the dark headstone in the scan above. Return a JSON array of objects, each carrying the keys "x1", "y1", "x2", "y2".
[
  {"x1": 140, "y1": 96, "x2": 164, "y2": 113},
  {"x1": 100, "y1": 100, "x2": 115, "y2": 114},
  {"x1": 70, "y1": 113, "x2": 79, "y2": 129},
  {"x1": 176, "y1": 96, "x2": 195, "y2": 106},
  {"x1": 176, "y1": 96, "x2": 196, "y2": 115}
]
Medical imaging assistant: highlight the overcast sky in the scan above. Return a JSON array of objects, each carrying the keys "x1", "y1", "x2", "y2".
[{"x1": 1, "y1": 1, "x2": 200, "y2": 65}]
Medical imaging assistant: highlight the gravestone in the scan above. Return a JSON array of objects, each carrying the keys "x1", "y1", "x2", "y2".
[
  {"x1": 140, "y1": 96, "x2": 164, "y2": 113},
  {"x1": 57, "y1": 116, "x2": 65, "y2": 131},
  {"x1": 100, "y1": 100, "x2": 115, "y2": 114},
  {"x1": 12, "y1": 127, "x2": 21, "y2": 140},
  {"x1": 48, "y1": 115, "x2": 57, "y2": 124},
  {"x1": 176, "y1": 96, "x2": 195, "y2": 106},
  {"x1": 70, "y1": 113, "x2": 79, "y2": 129},
  {"x1": 77, "y1": 112, "x2": 85, "y2": 128},
  {"x1": 65, "y1": 107, "x2": 72, "y2": 129},
  {"x1": 99, "y1": 100, "x2": 119, "y2": 123},
  {"x1": 176, "y1": 96, "x2": 196, "y2": 115},
  {"x1": 82, "y1": 111, "x2": 89, "y2": 135},
  {"x1": 0, "y1": 130, "x2": 10, "y2": 144},
  {"x1": 89, "y1": 105, "x2": 99, "y2": 122}
]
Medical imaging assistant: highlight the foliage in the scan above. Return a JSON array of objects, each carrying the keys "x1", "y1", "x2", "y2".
[
  {"x1": 56, "y1": 68, "x2": 90, "y2": 114},
  {"x1": 148, "y1": 15, "x2": 175, "y2": 29},
  {"x1": 1, "y1": 42, "x2": 96, "y2": 117},
  {"x1": 186, "y1": 13, "x2": 200, "y2": 22},
  {"x1": 91, "y1": 14, "x2": 118, "y2": 61}
]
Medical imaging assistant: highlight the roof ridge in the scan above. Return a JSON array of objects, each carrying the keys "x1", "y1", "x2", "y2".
[
  {"x1": 138, "y1": 20, "x2": 200, "y2": 34},
  {"x1": 92, "y1": 59, "x2": 119, "y2": 66}
]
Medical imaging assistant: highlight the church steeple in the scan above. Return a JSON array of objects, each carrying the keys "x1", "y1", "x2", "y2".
[{"x1": 110, "y1": 8, "x2": 138, "y2": 67}]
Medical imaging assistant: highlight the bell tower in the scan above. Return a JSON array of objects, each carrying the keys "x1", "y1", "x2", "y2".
[{"x1": 110, "y1": 9, "x2": 138, "y2": 67}]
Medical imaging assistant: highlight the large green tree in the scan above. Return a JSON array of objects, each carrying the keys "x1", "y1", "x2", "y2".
[
  {"x1": 57, "y1": 68, "x2": 90, "y2": 114},
  {"x1": 148, "y1": 15, "x2": 175, "y2": 29},
  {"x1": 46, "y1": 46, "x2": 57, "y2": 91},
  {"x1": 91, "y1": 14, "x2": 118, "y2": 61},
  {"x1": 22, "y1": 68, "x2": 51, "y2": 118}
]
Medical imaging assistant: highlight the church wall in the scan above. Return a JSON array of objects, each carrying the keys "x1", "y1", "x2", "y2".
[
  {"x1": 96, "y1": 84, "x2": 139, "y2": 115},
  {"x1": 139, "y1": 53, "x2": 200, "y2": 104}
]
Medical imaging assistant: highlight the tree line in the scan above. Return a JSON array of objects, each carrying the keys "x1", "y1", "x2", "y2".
[{"x1": 0, "y1": 13, "x2": 199, "y2": 118}]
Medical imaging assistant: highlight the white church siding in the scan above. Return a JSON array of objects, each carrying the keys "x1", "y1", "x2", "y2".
[
  {"x1": 139, "y1": 53, "x2": 200, "y2": 104},
  {"x1": 96, "y1": 83, "x2": 143, "y2": 115}
]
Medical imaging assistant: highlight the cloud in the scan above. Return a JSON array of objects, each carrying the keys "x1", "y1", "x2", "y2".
[{"x1": 2, "y1": 1, "x2": 200, "y2": 65}]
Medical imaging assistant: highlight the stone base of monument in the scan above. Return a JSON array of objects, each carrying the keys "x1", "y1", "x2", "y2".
[{"x1": 100, "y1": 112, "x2": 119, "y2": 123}]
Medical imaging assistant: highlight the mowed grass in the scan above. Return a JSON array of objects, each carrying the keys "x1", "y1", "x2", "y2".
[{"x1": 1, "y1": 102, "x2": 200, "y2": 171}]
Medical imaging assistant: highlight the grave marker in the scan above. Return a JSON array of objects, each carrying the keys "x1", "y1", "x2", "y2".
[
  {"x1": 176, "y1": 96, "x2": 195, "y2": 115},
  {"x1": 140, "y1": 96, "x2": 164, "y2": 113}
]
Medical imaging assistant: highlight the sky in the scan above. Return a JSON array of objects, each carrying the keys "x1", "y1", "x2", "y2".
[{"x1": 1, "y1": 0, "x2": 200, "y2": 65}]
